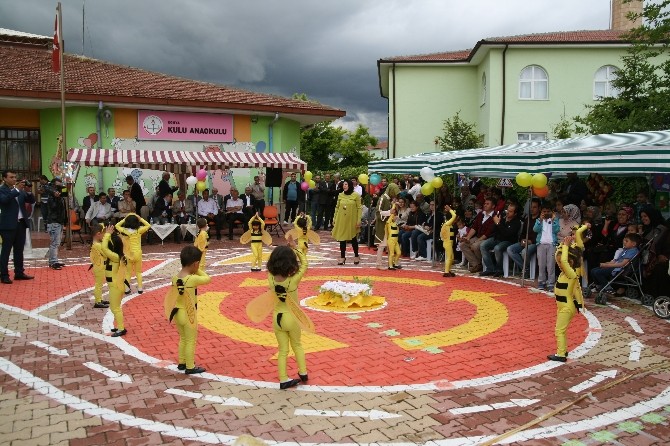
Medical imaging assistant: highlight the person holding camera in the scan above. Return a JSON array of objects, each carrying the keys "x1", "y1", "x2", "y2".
[
  {"x1": 45, "y1": 178, "x2": 67, "y2": 270},
  {"x1": 533, "y1": 202, "x2": 560, "y2": 292},
  {"x1": 0, "y1": 170, "x2": 36, "y2": 284}
]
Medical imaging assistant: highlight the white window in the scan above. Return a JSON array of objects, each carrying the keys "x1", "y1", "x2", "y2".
[
  {"x1": 518, "y1": 132, "x2": 547, "y2": 142},
  {"x1": 594, "y1": 65, "x2": 619, "y2": 99},
  {"x1": 481, "y1": 72, "x2": 487, "y2": 105},
  {"x1": 519, "y1": 65, "x2": 548, "y2": 100}
]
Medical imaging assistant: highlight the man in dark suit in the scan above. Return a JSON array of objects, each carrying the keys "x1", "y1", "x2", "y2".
[
  {"x1": 0, "y1": 170, "x2": 36, "y2": 284},
  {"x1": 126, "y1": 175, "x2": 146, "y2": 215},
  {"x1": 158, "y1": 172, "x2": 178, "y2": 200},
  {"x1": 241, "y1": 186, "x2": 256, "y2": 220}
]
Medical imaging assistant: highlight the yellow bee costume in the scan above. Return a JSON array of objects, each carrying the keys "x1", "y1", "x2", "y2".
[
  {"x1": 285, "y1": 214, "x2": 320, "y2": 256},
  {"x1": 240, "y1": 214, "x2": 272, "y2": 271},
  {"x1": 115, "y1": 215, "x2": 151, "y2": 292},
  {"x1": 440, "y1": 209, "x2": 457, "y2": 275},
  {"x1": 101, "y1": 233, "x2": 127, "y2": 333},
  {"x1": 550, "y1": 225, "x2": 587, "y2": 361},
  {"x1": 246, "y1": 249, "x2": 313, "y2": 383},
  {"x1": 385, "y1": 214, "x2": 401, "y2": 269},
  {"x1": 164, "y1": 270, "x2": 211, "y2": 370},
  {"x1": 194, "y1": 229, "x2": 209, "y2": 267},
  {"x1": 90, "y1": 238, "x2": 107, "y2": 305}
]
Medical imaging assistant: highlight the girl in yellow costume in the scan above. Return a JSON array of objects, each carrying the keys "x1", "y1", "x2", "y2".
[
  {"x1": 164, "y1": 245, "x2": 211, "y2": 374},
  {"x1": 246, "y1": 241, "x2": 314, "y2": 389},
  {"x1": 115, "y1": 213, "x2": 151, "y2": 294},
  {"x1": 240, "y1": 213, "x2": 272, "y2": 272},
  {"x1": 194, "y1": 218, "x2": 209, "y2": 267},
  {"x1": 101, "y1": 225, "x2": 128, "y2": 337},
  {"x1": 547, "y1": 224, "x2": 588, "y2": 362},
  {"x1": 440, "y1": 205, "x2": 458, "y2": 277},
  {"x1": 89, "y1": 224, "x2": 109, "y2": 308},
  {"x1": 385, "y1": 207, "x2": 401, "y2": 270},
  {"x1": 286, "y1": 212, "x2": 320, "y2": 256}
]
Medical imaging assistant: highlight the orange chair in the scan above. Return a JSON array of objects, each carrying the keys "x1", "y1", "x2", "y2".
[
  {"x1": 62, "y1": 209, "x2": 84, "y2": 244},
  {"x1": 263, "y1": 205, "x2": 284, "y2": 237}
]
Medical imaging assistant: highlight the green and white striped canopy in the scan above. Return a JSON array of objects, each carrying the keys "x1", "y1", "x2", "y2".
[{"x1": 368, "y1": 130, "x2": 670, "y2": 177}]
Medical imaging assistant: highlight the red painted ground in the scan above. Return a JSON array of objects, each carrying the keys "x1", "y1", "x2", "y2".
[
  {"x1": 0, "y1": 260, "x2": 164, "y2": 311},
  {"x1": 123, "y1": 267, "x2": 590, "y2": 386}
]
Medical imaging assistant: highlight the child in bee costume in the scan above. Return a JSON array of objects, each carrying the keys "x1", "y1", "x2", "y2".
[
  {"x1": 246, "y1": 242, "x2": 314, "y2": 389},
  {"x1": 240, "y1": 213, "x2": 272, "y2": 272},
  {"x1": 101, "y1": 225, "x2": 128, "y2": 337},
  {"x1": 194, "y1": 218, "x2": 209, "y2": 268},
  {"x1": 385, "y1": 207, "x2": 402, "y2": 270},
  {"x1": 547, "y1": 225, "x2": 588, "y2": 362},
  {"x1": 89, "y1": 224, "x2": 109, "y2": 308},
  {"x1": 115, "y1": 213, "x2": 151, "y2": 294},
  {"x1": 440, "y1": 204, "x2": 458, "y2": 277},
  {"x1": 285, "y1": 212, "x2": 320, "y2": 256},
  {"x1": 164, "y1": 245, "x2": 211, "y2": 374}
]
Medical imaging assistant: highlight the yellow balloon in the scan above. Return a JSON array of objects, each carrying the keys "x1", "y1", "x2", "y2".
[
  {"x1": 421, "y1": 182, "x2": 434, "y2": 196},
  {"x1": 431, "y1": 177, "x2": 443, "y2": 189},
  {"x1": 304, "y1": 171, "x2": 313, "y2": 181},
  {"x1": 516, "y1": 172, "x2": 532, "y2": 188},
  {"x1": 531, "y1": 173, "x2": 548, "y2": 189},
  {"x1": 309, "y1": 180, "x2": 315, "y2": 188},
  {"x1": 358, "y1": 173, "x2": 369, "y2": 185},
  {"x1": 196, "y1": 181, "x2": 207, "y2": 192}
]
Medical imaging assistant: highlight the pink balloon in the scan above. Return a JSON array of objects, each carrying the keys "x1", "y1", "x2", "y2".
[
  {"x1": 196, "y1": 169, "x2": 207, "y2": 181},
  {"x1": 301, "y1": 181, "x2": 309, "y2": 191}
]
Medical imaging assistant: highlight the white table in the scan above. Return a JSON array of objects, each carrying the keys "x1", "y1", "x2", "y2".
[
  {"x1": 180, "y1": 223, "x2": 199, "y2": 239},
  {"x1": 151, "y1": 224, "x2": 179, "y2": 245}
]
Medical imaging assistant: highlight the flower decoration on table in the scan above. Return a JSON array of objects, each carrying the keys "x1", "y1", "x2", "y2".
[
  {"x1": 308, "y1": 278, "x2": 385, "y2": 311},
  {"x1": 319, "y1": 281, "x2": 371, "y2": 303}
]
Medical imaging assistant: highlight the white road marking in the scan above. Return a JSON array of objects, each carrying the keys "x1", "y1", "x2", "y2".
[
  {"x1": 29, "y1": 340, "x2": 69, "y2": 356},
  {"x1": 58, "y1": 303, "x2": 83, "y2": 319},
  {"x1": 31, "y1": 288, "x2": 94, "y2": 314},
  {"x1": 294, "y1": 408, "x2": 401, "y2": 420},
  {"x1": 448, "y1": 398, "x2": 540, "y2": 415},
  {"x1": 83, "y1": 361, "x2": 133, "y2": 383},
  {"x1": 628, "y1": 340, "x2": 644, "y2": 362},
  {"x1": 142, "y1": 259, "x2": 175, "y2": 276},
  {"x1": 0, "y1": 325, "x2": 20, "y2": 337},
  {"x1": 165, "y1": 388, "x2": 252, "y2": 407},
  {"x1": 624, "y1": 316, "x2": 644, "y2": 333},
  {"x1": 569, "y1": 370, "x2": 618, "y2": 393},
  {"x1": 607, "y1": 304, "x2": 621, "y2": 310}
]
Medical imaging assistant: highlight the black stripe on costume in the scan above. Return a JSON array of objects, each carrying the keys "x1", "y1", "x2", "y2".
[
  {"x1": 555, "y1": 295, "x2": 567, "y2": 303},
  {"x1": 169, "y1": 308, "x2": 178, "y2": 322},
  {"x1": 276, "y1": 312, "x2": 283, "y2": 328},
  {"x1": 555, "y1": 282, "x2": 568, "y2": 290}
]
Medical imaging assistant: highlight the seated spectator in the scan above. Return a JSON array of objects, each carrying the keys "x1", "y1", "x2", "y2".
[
  {"x1": 394, "y1": 197, "x2": 410, "y2": 227},
  {"x1": 241, "y1": 186, "x2": 256, "y2": 220},
  {"x1": 633, "y1": 189, "x2": 651, "y2": 225},
  {"x1": 415, "y1": 193, "x2": 430, "y2": 215},
  {"x1": 475, "y1": 184, "x2": 489, "y2": 207},
  {"x1": 480, "y1": 202, "x2": 521, "y2": 277},
  {"x1": 639, "y1": 204, "x2": 666, "y2": 266},
  {"x1": 642, "y1": 218, "x2": 670, "y2": 297},
  {"x1": 490, "y1": 188, "x2": 506, "y2": 213},
  {"x1": 454, "y1": 217, "x2": 468, "y2": 266},
  {"x1": 590, "y1": 233, "x2": 642, "y2": 296},
  {"x1": 585, "y1": 206, "x2": 629, "y2": 282},
  {"x1": 225, "y1": 188, "x2": 248, "y2": 241},
  {"x1": 152, "y1": 193, "x2": 173, "y2": 224},
  {"x1": 460, "y1": 198, "x2": 496, "y2": 273},
  {"x1": 115, "y1": 189, "x2": 136, "y2": 219},
  {"x1": 460, "y1": 186, "x2": 476, "y2": 209},
  {"x1": 197, "y1": 189, "x2": 222, "y2": 240},
  {"x1": 172, "y1": 191, "x2": 195, "y2": 224},
  {"x1": 107, "y1": 188, "x2": 120, "y2": 221},
  {"x1": 506, "y1": 198, "x2": 541, "y2": 278},
  {"x1": 558, "y1": 204, "x2": 581, "y2": 240},
  {"x1": 414, "y1": 202, "x2": 443, "y2": 261},
  {"x1": 400, "y1": 201, "x2": 425, "y2": 257},
  {"x1": 406, "y1": 178, "x2": 421, "y2": 201},
  {"x1": 85, "y1": 192, "x2": 112, "y2": 228}
]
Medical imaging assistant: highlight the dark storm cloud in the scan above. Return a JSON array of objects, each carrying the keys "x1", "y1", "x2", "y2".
[{"x1": 1, "y1": 0, "x2": 611, "y2": 137}]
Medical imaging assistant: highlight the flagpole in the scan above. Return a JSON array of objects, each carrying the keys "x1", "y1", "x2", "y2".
[{"x1": 57, "y1": 2, "x2": 72, "y2": 250}]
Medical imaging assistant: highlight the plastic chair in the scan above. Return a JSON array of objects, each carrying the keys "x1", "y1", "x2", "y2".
[
  {"x1": 263, "y1": 205, "x2": 284, "y2": 237},
  {"x1": 62, "y1": 209, "x2": 84, "y2": 244},
  {"x1": 24, "y1": 203, "x2": 35, "y2": 231}
]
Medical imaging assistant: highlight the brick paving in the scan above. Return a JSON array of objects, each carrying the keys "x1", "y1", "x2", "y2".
[{"x1": 1, "y1": 226, "x2": 669, "y2": 445}]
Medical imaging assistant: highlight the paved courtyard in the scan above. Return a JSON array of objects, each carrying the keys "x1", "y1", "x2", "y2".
[{"x1": 1, "y1": 230, "x2": 669, "y2": 445}]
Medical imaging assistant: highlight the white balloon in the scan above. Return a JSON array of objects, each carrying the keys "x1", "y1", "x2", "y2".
[
  {"x1": 186, "y1": 175, "x2": 198, "y2": 186},
  {"x1": 420, "y1": 166, "x2": 435, "y2": 181}
]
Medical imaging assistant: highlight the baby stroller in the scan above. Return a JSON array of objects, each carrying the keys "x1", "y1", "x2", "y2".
[{"x1": 592, "y1": 236, "x2": 655, "y2": 306}]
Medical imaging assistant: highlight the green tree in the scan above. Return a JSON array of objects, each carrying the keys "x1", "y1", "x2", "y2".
[
  {"x1": 575, "y1": 0, "x2": 670, "y2": 134},
  {"x1": 339, "y1": 125, "x2": 376, "y2": 168},
  {"x1": 552, "y1": 110, "x2": 575, "y2": 139},
  {"x1": 299, "y1": 122, "x2": 346, "y2": 171},
  {"x1": 434, "y1": 111, "x2": 484, "y2": 151}
]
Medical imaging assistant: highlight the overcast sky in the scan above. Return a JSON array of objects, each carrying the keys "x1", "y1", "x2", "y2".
[{"x1": 1, "y1": 0, "x2": 614, "y2": 137}]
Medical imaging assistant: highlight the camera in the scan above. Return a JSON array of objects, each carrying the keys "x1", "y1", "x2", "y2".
[{"x1": 22, "y1": 179, "x2": 32, "y2": 188}]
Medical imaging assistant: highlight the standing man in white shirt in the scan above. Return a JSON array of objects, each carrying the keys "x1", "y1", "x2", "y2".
[
  {"x1": 197, "y1": 189, "x2": 222, "y2": 240},
  {"x1": 225, "y1": 188, "x2": 247, "y2": 240},
  {"x1": 251, "y1": 175, "x2": 265, "y2": 218}
]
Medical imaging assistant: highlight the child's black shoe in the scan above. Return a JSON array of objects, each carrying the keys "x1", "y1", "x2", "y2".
[
  {"x1": 185, "y1": 366, "x2": 206, "y2": 374},
  {"x1": 547, "y1": 354, "x2": 567, "y2": 362},
  {"x1": 299, "y1": 373, "x2": 308, "y2": 383},
  {"x1": 177, "y1": 364, "x2": 186, "y2": 370},
  {"x1": 279, "y1": 378, "x2": 301, "y2": 389},
  {"x1": 111, "y1": 329, "x2": 127, "y2": 337},
  {"x1": 93, "y1": 302, "x2": 109, "y2": 308}
]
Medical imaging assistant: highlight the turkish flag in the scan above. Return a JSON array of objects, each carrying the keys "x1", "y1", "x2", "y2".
[{"x1": 52, "y1": 15, "x2": 60, "y2": 73}]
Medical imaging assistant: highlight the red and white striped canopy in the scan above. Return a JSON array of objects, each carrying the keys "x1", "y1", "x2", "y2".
[{"x1": 66, "y1": 148, "x2": 305, "y2": 173}]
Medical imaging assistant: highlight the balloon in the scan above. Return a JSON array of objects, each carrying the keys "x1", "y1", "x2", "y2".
[
  {"x1": 186, "y1": 175, "x2": 198, "y2": 186},
  {"x1": 421, "y1": 182, "x2": 434, "y2": 196},
  {"x1": 531, "y1": 173, "x2": 548, "y2": 189},
  {"x1": 300, "y1": 181, "x2": 309, "y2": 191},
  {"x1": 358, "y1": 173, "x2": 369, "y2": 185},
  {"x1": 533, "y1": 186, "x2": 549, "y2": 198},
  {"x1": 370, "y1": 173, "x2": 381, "y2": 186},
  {"x1": 309, "y1": 180, "x2": 315, "y2": 188},
  {"x1": 196, "y1": 181, "x2": 207, "y2": 192},
  {"x1": 304, "y1": 171, "x2": 313, "y2": 181},
  {"x1": 420, "y1": 166, "x2": 435, "y2": 181},
  {"x1": 516, "y1": 172, "x2": 532, "y2": 188},
  {"x1": 431, "y1": 177, "x2": 443, "y2": 189},
  {"x1": 196, "y1": 169, "x2": 208, "y2": 181},
  {"x1": 255, "y1": 141, "x2": 266, "y2": 153}
]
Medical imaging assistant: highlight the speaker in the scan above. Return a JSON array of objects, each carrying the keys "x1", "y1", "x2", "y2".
[{"x1": 265, "y1": 168, "x2": 283, "y2": 187}]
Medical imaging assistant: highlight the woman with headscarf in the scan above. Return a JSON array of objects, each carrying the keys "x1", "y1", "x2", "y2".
[
  {"x1": 374, "y1": 182, "x2": 399, "y2": 246},
  {"x1": 597, "y1": 206, "x2": 633, "y2": 263},
  {"x1": 332, "y1": 179, "x2": 362, "y2": 265},
  {"x1": 639, "y1": 205, "x2": 666, "y2": 267},
  {"x1": 558, "y1": 204, "x2": 581, "y2": 240}
]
